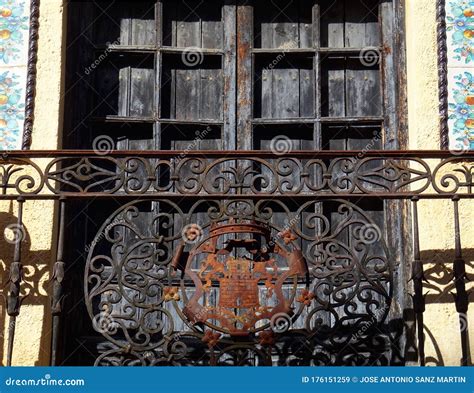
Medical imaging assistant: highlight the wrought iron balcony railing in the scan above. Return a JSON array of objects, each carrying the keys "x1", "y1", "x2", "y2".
[
  {"x1": 0, "y1": 150, "x2": 473, "y2": 198},
  {"x1": 0, "y1": 150, "x2": 472, "y2": 366}
]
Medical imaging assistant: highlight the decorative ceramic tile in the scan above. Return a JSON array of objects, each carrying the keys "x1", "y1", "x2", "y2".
[
  {"x1": 448, "y1": 68, "x2": 474, "y2": 150},
  {"x1": 446, "y1": 1, "x2": 474, "y2": 149},
  {"x1": 0, "y1": 68, "x2": 25, "y2": 150},
  {"x1": 0, "y1": 0, "x2": 29, "y2": 66},
  {"x1": 446, "y1": 1, "x2": 474, "y2": 67},
  {"x1": 0, "y1": 0, "x2": 30, "y2": 150}
]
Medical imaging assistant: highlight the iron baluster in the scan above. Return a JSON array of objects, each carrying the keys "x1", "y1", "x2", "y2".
[
  {"x1": 5, "y1": 197, "x2": 25, "y2": 366},
  {"x1": 50, "y1": 197, "x2": 67, "y2": 366},
  {"x1": 452, "y1": 196, "x2": 470, "y2": 366},
  {"x1": 411, "y1": 197, "x2": 425, "y2": 366}
]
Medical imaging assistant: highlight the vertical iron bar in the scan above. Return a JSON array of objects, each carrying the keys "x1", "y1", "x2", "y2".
[
  {"x1": 452, "y1": 196, "x2": 470, "y2": 366},
  {"x1": 5, "y1": 197, "x2": 25, "y2": 366},
  {"x1": 50, "y1": 197, "x2": 67, "y2": 366},
  {"x1": 411, "y1": 197, "x2": 425, "y2": 366}
]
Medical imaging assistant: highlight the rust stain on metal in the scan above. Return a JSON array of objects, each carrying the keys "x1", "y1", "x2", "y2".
[
  {"x1": 383, "y1": 44, "x2": 392, "y2": 55},
  {"x1": 179, "y1": 220, "x2": 307, "y2": 336}
]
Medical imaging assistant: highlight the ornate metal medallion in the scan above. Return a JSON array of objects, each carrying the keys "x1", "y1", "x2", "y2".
[{"x1": 173, "y1": 220, "x2": 308, "y2": 336}]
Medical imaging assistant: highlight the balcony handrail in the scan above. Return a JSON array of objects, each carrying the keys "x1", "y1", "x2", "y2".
[
  {"x1": 1, "y1": 149, "x2": 474, "y2": 158},
  {"x1": 0, "y1": 150, "x2": 473, "y2": 199}
]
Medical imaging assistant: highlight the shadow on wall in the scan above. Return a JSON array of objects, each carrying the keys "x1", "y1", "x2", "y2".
[
  {"x1": 0, "y1": 205, "x2": 54, "y2": 366},
  {"x1": 410, "y1": 249, "x2": 474, "y2": 366}
]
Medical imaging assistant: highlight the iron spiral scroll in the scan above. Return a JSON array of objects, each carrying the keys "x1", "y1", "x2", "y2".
[{"x1": 85, "y1": 199, "x2": 394, "y2": 366}]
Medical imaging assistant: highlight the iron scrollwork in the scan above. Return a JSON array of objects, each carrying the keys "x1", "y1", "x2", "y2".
[
  {"x1": 85, "y1": 198, "x2": 394, "y2": 366},
  {"x1": 0, "y1": 153, "x2": 473, "y2": 197}
]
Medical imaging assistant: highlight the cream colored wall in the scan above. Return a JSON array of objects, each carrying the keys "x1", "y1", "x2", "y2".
[
  {"x1": 406, "y1": 0, "x2": 473, "y2": 366},
  {"x1": 0, "y1": 0, "x2": 65, "y2": 366}
]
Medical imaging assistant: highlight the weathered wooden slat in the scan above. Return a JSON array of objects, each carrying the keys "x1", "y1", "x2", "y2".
[
  {"x1": 252, "y1": 118, "x2": 314, "y2": 125},
  {"x1": 130, "y1": 6, "x2": 156, "y2": 46},
  {"x1": 94, "y1": 2, "x2": 156, "y2": 46},
  {"x1": 175, "y1": 69, "x2": 200, "y2": 120},
  {"x1": 300, "y1": 68, "x2": 314, "y2": 118},
  {"x1": 364, "y1": 1, "x2": 382, "y2": 47},
  {"x1": 299, "y1": 0, "x2": 314, "y2": 49},
  {"x1": 117, "y1": 67, "x2": 130, "y2": 117},
  {"x1": 273, "y1": 1, "x2": 298, "y2": 49},
  {"x1": 200, "y1": 69, "x2": 223, "y2": 120},
  {"x1": 273, "y1": 69, "x2": 299, "y2": 118},
  {"x1": 253, "y1": 48, "x2": 314, "y2": 54},
  {"x1": 345, "y1": 61, "x2": 381, "y2": 117},
  {"x1": 129, "y1": 68, "x2": 155, "y2": 117},
  {"x1": 176, "y1": 1, "x2": 201, "y2": 47},
  {"x1": 260, "y1": 66, "x2": 273, "y2": 118},
  {"x1": 321, "y1": 0, "x2": 344, "y2": 48},
  {"x1": 259, "y1": 2, "x2": 274, "y2": 49},
  {"x1": 344, "y1": 0, "x2": 379, "y2": 48},
  {"x1": 222, "y1": 1, "x2": 237, "y2": 150},
  {"x1": 202, "y1": 4, "x2": 223, "y2": 49},
  {"x1": 380, "y1": 0, "x2": 397, "y2": 149},
  {"x1": 322, "y1": 58, "x2": 346, "y2": 117},
  {"x1": 236, "y1": 3, "x2": 253, "y2": 150}
]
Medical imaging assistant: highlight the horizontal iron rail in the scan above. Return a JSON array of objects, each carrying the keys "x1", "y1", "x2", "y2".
[
  {"x1": 0, "y1": 193, "x2": 473, "y2": 200},
  {"x1": 2, "y1": 149, "x2": 474, "y2": 158},
  {"x1": 0, "y1": 150, "x2": 473, "y2": 199}
]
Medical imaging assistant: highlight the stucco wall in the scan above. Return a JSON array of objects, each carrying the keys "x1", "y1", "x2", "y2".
[
  {"x1": 406, "y1": 0, "x2": 473, "y2": 366},
  {"x1": 0, "y1": 0, "x2": 65, "y2": 366},
  {"x1": 0, "y1": 0, "x2": 471, "y2": 366}
]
